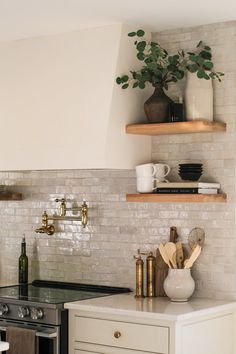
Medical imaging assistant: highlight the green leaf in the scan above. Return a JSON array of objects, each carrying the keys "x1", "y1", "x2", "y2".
[
  {"x1": 122, "y1": 83, "x2": 129, "y2": 89},
  {"x1": 197, "y1": 70, "x2": 205, "y2": 79},
  {"x1": 137, "y1": 52, "x2": 145, "y2": 61},
  {"x1": 138, "y1": 82, "x2": 145, "y2": 89},
  {"x1": 121, "y1": 75, "x2": 129, "y2": 82},
  {"x1": 203, "y1": 61, "x2": 213, "y2": 70},
  {"x1": 195, "y1": 56, "x2": 204, "y2": 65},
  {"x1": 136, "y1": 41, "x2": 146, "y2": 52},
  {"x1": 132, "y1": 82, "x2": 139, "y2": 88},
  {"x1": 189, "y1": 54, "x2": 198, "y2": 63},
  {"x1": 175, "y1": 70, "x2": 184, "y2": 80},
  {"x1": 116, "y1": 77, "x2": 122, "y2": 84},
  {"x1": 137, "y1": 29, "x2": 145, "y2": 37},
  {"x1": 199, "y1": 50, "x2": 212, "y2": 60},
  {"x1": 188, "y1": 64, "x2": 198, "y2": 73},
  {"x1": 128, "y1": 32, "x2": 136, "y2": 37},
  {"x1": 203, "y1": 73, "x2": 210, "y2": 80}
]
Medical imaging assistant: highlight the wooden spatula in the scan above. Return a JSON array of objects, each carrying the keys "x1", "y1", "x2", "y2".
[
  {"x1": 159, "y1": 243, "x2": 172, "y2": 268},
  {"x1": 184, "y1": 245, "x2": 202, "y2": 269},
  {"x1": 164, "y1": 242, "x2": 177, "y2": 268}
]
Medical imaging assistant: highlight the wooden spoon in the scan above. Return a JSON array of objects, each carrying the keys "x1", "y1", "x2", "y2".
[
  {"x1": 159, "y1": 243, "x2": 172, "y2": 268},
  {"x1": 184, "y1": 245, "x2": 202, "y2": 269},
  {"x1": 164, "y1": 242, "x2": 177, "y2": 269}
]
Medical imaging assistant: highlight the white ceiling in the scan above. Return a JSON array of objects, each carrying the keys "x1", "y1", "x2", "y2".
[{"x1": 0, "y1": 0, "x2": 236, "y2": 42}]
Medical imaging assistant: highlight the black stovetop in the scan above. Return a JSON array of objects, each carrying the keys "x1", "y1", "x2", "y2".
[{"x1": 0, "y1": 280, "x2": 131, "y2": 305}]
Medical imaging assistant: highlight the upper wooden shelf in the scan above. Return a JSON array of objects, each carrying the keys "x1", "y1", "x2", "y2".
[
  {"x1": 0, "y1": 192, "x2": 22, "y2": 201},
  {"x1": 125, "y1": 120, "x2": 226, "y2": 136},
  {"x1": 126, "y1": 193, "x2": 227, "y2": 203}
]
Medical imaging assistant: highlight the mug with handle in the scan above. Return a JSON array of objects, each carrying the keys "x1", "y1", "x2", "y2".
[
  {"x1": 136, "y1": 176, "x2": 157, "y2": 193},
  {"x1": 154, "y1": 163, "x2": 171, "y2": 182},
  {"x1": 136, "y1": 163, "x2": 157, "y2": 178}
]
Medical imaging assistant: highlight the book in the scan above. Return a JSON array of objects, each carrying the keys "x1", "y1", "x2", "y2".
[
  {"x1": 154, "y1": 188, "x2": 218, "y2": 194},
  {"x1": 155, "y1": 182, "x2": 220, "y2": 189}
]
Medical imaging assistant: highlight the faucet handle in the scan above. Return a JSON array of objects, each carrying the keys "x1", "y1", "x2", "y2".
[{"x1": 55, "y1": 198, "x2": 66, "y2": 203}]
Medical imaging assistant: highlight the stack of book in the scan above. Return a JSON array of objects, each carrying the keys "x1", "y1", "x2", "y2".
[{"x1": 154, "y1": 182, "x2": 220, "y2": 194}]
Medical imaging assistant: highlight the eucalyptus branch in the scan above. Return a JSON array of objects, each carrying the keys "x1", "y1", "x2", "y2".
[{"x1": 116, "y1": 30, "x2": 224, "y2": 90}]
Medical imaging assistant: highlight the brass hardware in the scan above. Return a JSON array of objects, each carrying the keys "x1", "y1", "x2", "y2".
[
  {"x1": 81, "y1": 201, "x2": 88, "y2": 228},
  {"x1": 114, "y1": 331, "x2": 121, "y2": 339},
  {"x1": 35, "y1": 200, "x2": 88, "y2": 235},
  {"x1": 55, "y1": 198, "x2": 66, "y2": 216},
  {"x1": 133, "y1": 249, "x2": 145, "y2": 298},
  {"x1": 35, "y1": 211, "x2": 55, "y2": 235}
]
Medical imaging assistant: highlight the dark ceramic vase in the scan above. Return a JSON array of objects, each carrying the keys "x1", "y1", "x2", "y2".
[{"x1": 144, "y1": 86, "x2": 174, "y2": 123}]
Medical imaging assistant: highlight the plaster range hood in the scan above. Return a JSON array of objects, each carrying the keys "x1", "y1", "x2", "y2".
[{"x1": 0, "y1": 24, "x2": 151, "y2": 170}]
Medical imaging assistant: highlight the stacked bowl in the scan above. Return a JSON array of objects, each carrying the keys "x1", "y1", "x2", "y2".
[{"x1": 179, "y1": 163, "x2": 203, "y2": 181}]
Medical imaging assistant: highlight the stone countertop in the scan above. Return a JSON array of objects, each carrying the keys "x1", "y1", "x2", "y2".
[{"x1": 65, "y1": 292, "x2": 236, "y2": 321}]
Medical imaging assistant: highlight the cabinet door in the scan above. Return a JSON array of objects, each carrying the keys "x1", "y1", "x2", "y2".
[{"x1": 182, "y1": 314, "x2": 234, "y2": 354}]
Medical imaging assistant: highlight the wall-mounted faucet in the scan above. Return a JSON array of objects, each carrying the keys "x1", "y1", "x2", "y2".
[
  {"x1": 35, "y1": 199, "x2": 88, "y2": 235},
  {"x1": 35, "y1": 211, "x2": 55, "y2": 235}
]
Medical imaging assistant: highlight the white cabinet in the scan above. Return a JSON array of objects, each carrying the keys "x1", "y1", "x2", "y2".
[{"x1": 66, "y1": 295, "x2": 236, "y2": 354}]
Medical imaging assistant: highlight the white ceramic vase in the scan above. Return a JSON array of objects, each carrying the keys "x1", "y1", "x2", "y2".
[
  {"x1": 185, "y1": 72, "x2": 213, "y2": 121},
  {"x1": 163, "y1": 268, "x2": 195, "y2": 302}
]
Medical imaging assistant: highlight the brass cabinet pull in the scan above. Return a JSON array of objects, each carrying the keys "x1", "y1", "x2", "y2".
[{"x1": 114, "y1": 331, "x2": 121, "y2": 339}]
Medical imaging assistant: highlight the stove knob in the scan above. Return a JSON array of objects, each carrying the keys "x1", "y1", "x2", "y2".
[
  {"x1": 0, "y1": 304, "x2": 9, "y2": 316},
  {"x1": 18, "y1": 306, "x2": 30, "y2": 318},
  {"x1": 30, "y1": 307, "x2": 44, "y2": 320}
]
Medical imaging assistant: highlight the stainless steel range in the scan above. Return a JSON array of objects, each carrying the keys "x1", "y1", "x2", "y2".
[{"x1": 0, "y1": 280, "x2": 130, "y2": 354}]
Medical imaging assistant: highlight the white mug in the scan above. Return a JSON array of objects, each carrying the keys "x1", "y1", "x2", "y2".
[
  {"x1": 136, "y1": 163, "x2": 157, "y2": 178},
  {"x1": 137, "y1": 177, "x2": 156, "y2": 193},
  {"x1": 154, "y1": 163, "x2": 170, "y2": 182}
]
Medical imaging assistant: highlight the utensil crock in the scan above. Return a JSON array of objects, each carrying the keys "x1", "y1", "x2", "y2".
[{"x1": 163, "y1": 268, "x2": 195, "y2": 302}]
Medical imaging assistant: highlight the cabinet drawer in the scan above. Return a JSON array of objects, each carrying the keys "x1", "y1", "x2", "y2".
[
  {"x1": 75, "y1": 316, "x2": 169, "y2": 354},
  {"x1": 75, "y1": 341, "x2": 160, "y2": 354}
]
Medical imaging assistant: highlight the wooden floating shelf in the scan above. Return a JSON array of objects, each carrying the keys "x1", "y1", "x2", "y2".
[
  {"x1": 0, "y1": 192, "x2": 22, "y2": 201},
  {"x1": 126, "y1": 120, "x2": 226, "y2": 136},
  {"x1": 126, "y1": 193, "x2": 227, "y2": 203}
]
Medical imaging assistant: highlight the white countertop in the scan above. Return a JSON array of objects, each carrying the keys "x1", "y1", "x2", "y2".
[
  {"x1": 65, "y1": 293, "x2": 236, "y2": 321},
  {"x1": 0, "y1": 341, "x2": 9, "y2": 351}
]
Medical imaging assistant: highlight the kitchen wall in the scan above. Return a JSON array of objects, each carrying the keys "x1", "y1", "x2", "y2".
[{"x1": 0, "y1": 20, "x2": 236, "y2": 299}]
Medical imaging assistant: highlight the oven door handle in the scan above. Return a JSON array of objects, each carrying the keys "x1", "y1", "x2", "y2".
[{"x1": 0, "y1": 326, "x2": 57, "y2": 339}]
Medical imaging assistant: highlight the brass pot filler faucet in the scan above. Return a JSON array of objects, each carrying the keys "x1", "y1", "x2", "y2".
[{"x1": 35, "y1": 198, "x2": 88, "y2": 235}]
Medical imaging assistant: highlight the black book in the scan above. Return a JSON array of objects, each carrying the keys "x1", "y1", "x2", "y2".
[
  {"x1": 154, "y1": 188, "x2": 217, "y2": 194},
  {"x1": 154, "y1": 188, "x2": 198, "y2": 194}
]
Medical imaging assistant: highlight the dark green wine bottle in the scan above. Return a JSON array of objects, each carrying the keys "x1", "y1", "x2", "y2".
[{"x1": 18, "y1": 236, "x2": 28, "y2": 284}]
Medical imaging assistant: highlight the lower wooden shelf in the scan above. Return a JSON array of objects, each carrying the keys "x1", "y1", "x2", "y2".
[
  {"x1": 0, "y1": 192, "x2": 22, "y2": 201},
  {"x1": 126, "y1": 193, "x2": 227, "y2": 203}
]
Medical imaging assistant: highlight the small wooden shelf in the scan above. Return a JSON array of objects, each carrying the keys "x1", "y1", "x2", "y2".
[
  {"x1": 0, "y1": 192, "x2": 22, "y2": 201},
  {"x1": 126, "y1": 193, "x2": 227, "y2": 203},
  {"x1": 126, "y1": 120, "x2": 226, "y2": 136}
]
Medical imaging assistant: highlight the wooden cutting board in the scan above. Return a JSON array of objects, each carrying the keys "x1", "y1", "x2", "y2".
[
  {"x1": 155, "y1": 226, "x2": 179, "y2": 296},
  {"x1": 155, "y1": 248, "x2": 168, "y2": 297}
]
